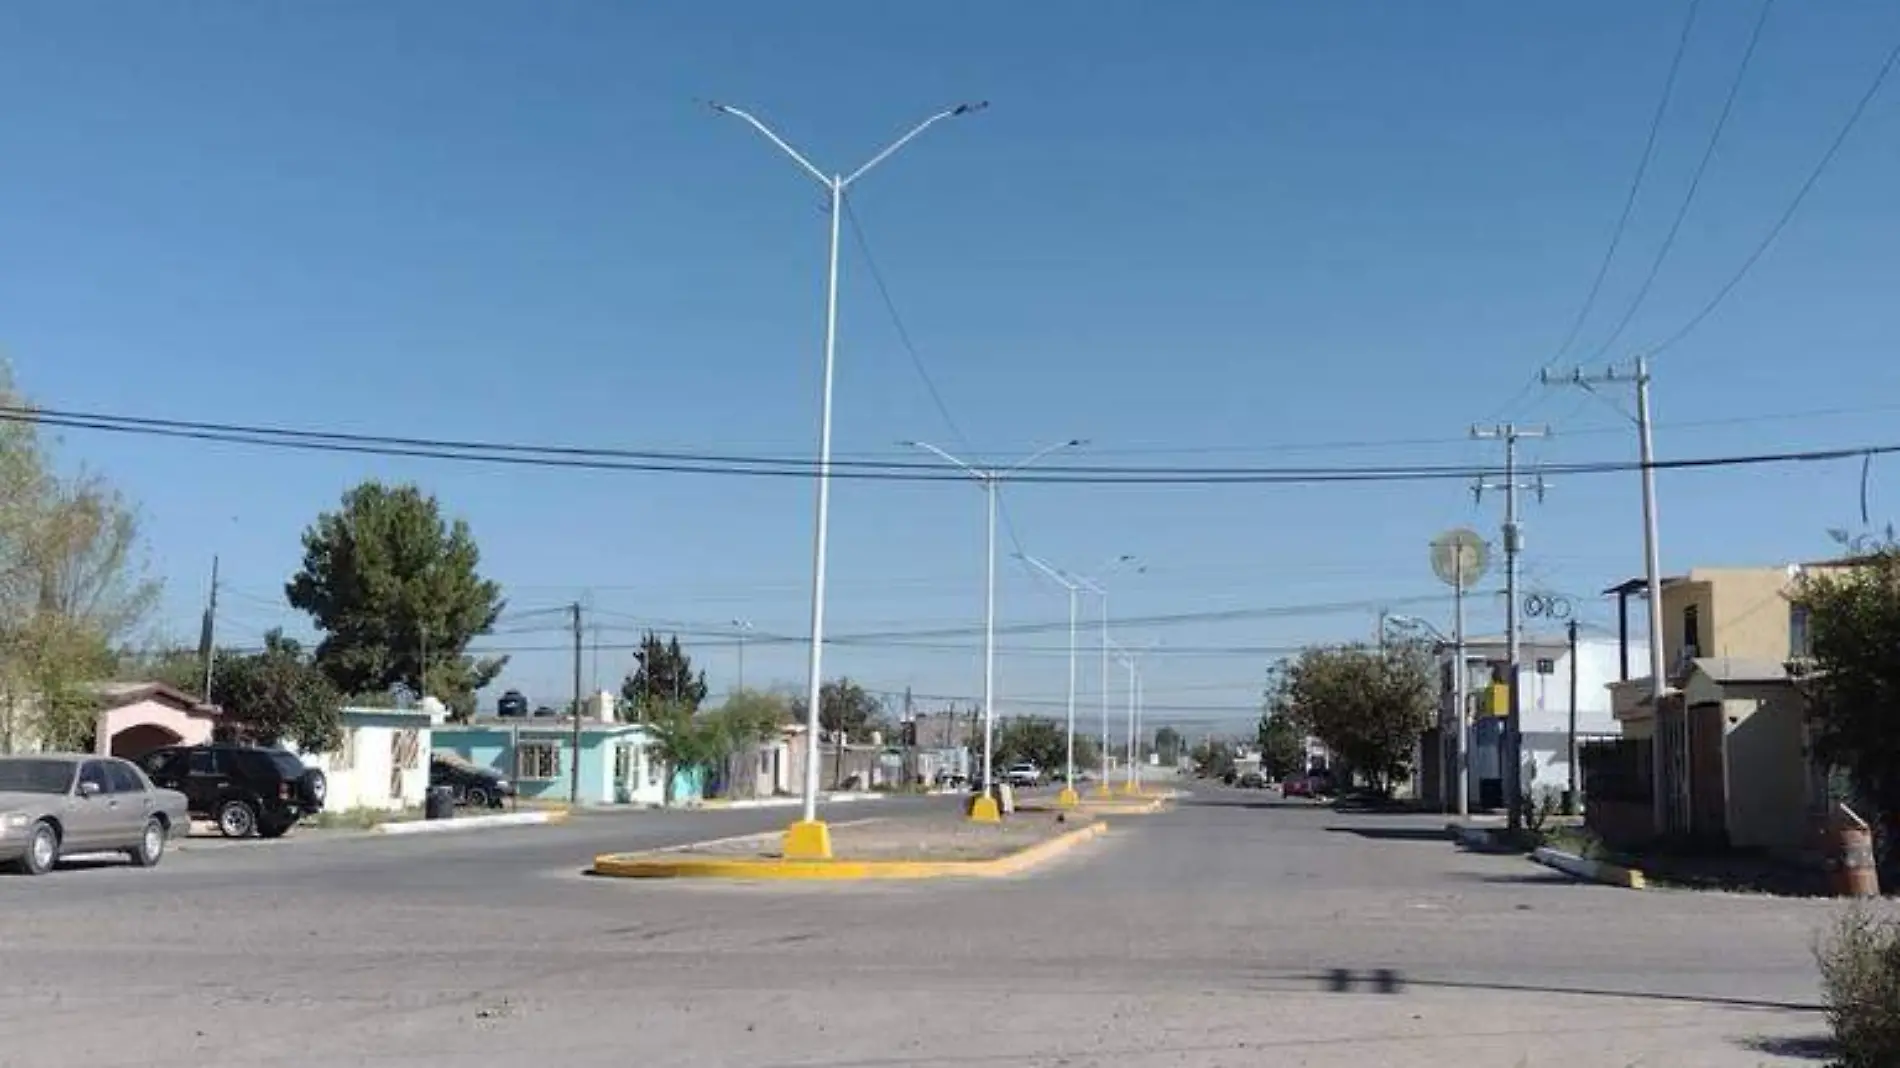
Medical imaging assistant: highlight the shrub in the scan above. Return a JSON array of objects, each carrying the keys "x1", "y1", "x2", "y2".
[{"x1": 1816, "y1": 906, "x2": 1900, "y2": 1067}]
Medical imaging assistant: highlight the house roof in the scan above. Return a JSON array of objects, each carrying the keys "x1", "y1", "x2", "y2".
[
  {"x1": 1690, "y1": 657, "x2": 1790, "y2": 685},
  {"x1": 1602, "y1": 575, "x2": 1689, "y2": 596},
  {"x1": 89, "y1": 680, "x2": 218, "y2": 716}
]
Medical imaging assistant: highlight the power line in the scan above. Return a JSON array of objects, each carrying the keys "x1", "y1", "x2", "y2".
[
  {"x1": 1645, "y1": 29, "x2": 1900, "y2": 362},
  {"x1": 1550, "y1": 0, "x2": 1704, "y2": 363},
  {"x1": 842, "y1": 196, "x2": 972, "y2": 451},
  {"x1": 1589, "y1": 0, "x2": 1775, "y2": 361},
  {"x1": 9, "y1": 404, "x2": 1900, "y2": 485}
]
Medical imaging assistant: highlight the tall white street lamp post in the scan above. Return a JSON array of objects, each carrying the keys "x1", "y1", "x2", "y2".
[
  {"x1": 906, "y1": 440, "x2": 1084, "y2": 822},
  {"x1": 710, "y1": 100, "x2": 986, "y2": 859},
  {"x1": 1073, "y1": 555, "x2": 1138, "y2": 799},
  {"x1": 1016, "y1": 553, "x2": 1083, "y2": 809}
]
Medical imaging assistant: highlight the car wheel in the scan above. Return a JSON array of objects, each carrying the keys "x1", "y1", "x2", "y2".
[
  {"x1": 128, "y1": 817, "x2": 166, "y2": 868},
  {"x1": 217, "y1": 799, "x2": 258, "y2": 838},
  {"x1": 17, "y1": 820, "x2": 59, "y2": 876},
  {"x1": 464, "y1": 786, "x2": 491, "y2": 809},
  {"x1": 258, "y1": 818, "x2": 294, "y2": 839}
]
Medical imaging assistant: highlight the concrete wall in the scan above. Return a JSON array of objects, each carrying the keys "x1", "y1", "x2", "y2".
[
  {"x1": 1662, "y1": 568, "x2": 1797, "y2": 669},
  {"x1": 289, "y1": 711, "x2": 434, "y2": 812},
  {"x1": 1720, "y1": 687, "x2": 1813, "y2": 852}
]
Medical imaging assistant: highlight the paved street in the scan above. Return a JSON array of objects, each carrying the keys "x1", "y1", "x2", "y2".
[{"x1": 0, "y1": 787, "x2": 1841, "y2": 1067}]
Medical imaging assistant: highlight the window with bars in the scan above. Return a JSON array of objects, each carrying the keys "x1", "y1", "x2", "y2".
[{"x1": 517, "y1": 742, "x2": 560, "y2": 780}]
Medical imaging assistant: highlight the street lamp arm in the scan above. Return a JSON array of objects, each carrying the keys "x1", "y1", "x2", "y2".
[
  {"x1": 841, "y1": 102, "x2": 989, "y2": 188},
  {"x1": 1002, "y1": 438, "x2": 1087, "y2": 477},
  {"x1": 903, "y1": 440, "x2": 988, "y2": 483},
  {"x1": 1015, "y1": 552, "x2": 1080, "y2": 591},
  {"x1": 707, "y1": 101, "x2": 831, "y2": 186}
]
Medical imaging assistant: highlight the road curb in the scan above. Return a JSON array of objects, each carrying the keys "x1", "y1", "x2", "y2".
[
  {"x1": 692, "y1": 793, "x2": 887, "y2": 811},
  {"x1": 375, "y1": 809, "x2": 571, "y2": 836},
  {"x1": 1531, "y1": 846, "x2": 1647, "y2": 889},
  {"x1": 589, "y1": 819, "x2": 1109, "y2": 881}
]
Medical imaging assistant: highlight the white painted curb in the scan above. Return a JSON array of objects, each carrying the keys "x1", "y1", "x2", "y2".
[
  {"x1": 1531, "y1": 846, "x2": 1646, "y2": 889},
  {"x1": 375, "y1": 811, "x2": 563, "y2": 835},
  {"x1": 697, "y1": 793, "x2": 888, "y2": 810}
]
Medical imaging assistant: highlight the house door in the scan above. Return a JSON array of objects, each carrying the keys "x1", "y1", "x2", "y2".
[
  {"x1": 1688, "y1": 703, "x2": 1728, "y2": 844},
  {"x1": 390, "y1": 729, "x2": 420, "y2": 800},
  {"x1": 1657, "y1": 704, "x2": 1692, "y2": 835}
]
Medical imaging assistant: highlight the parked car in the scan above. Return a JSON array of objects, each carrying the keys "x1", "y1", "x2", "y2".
[
  {"x1": 1237, "y1": 771, "x2": 1266, "y2": 789},
  {"x1": 1281, "y1": 775, "x2": 1313, "y2": 798},
  {"x1": 0, "y1": 754, "x2": 189, "y2": 875},
  {"x1": 137, "y1": 744, "x2": 326, "y2": 839},
  {"x1": 1004, "y1": 763, "x2": 1044, "y2": 788},
  {"x1": 429, "y1": 754, "x2": 514, "y2": 808}
]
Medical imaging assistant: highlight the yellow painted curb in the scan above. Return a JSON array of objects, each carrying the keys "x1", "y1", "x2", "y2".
[
  {"x1": 1531, "y1": 846, "x2": 1646, "y2": 889},
  {"x1": 591, "y1": 820, "x2": 1109, "y2": 881}
]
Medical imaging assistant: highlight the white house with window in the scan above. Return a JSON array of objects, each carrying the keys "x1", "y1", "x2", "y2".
[{"x1": 285, "y1": 703, "x2": 445, "y2": 812}]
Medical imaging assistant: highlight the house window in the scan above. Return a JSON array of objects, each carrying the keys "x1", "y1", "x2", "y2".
[
  {"x1": 646, "y1": 745, "x2": 663, "y2": 786},
  {"x1": 613, "y1": 745, "x2": 632, "y2": 783},
  {"x1": 1682, "y1": 604, "x2": 1701, "y2": 657},
  {"x1": 329, "y1": 729, "x2": 357, "y2": 772},
  {"x1": 517, "y1": 742, "x2": 561, "y2": 780},
  {"x1": 1790, "y1": 603, "x2": 1812, "y2": 659}
]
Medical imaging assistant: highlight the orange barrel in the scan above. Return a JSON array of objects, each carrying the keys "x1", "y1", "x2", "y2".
[{"x1": 1824, "y1": 823, "x2": 1881, "y2": 898}]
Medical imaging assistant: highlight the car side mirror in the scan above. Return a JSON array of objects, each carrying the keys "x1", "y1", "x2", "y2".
[{"x1": 77, "y1": 781, "x2": 101, "y2": 798}]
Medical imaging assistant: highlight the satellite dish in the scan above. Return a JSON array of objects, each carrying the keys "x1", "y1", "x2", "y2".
[{"x1": 1430, "y1": 529, "x2": 1489, "y2": 590}]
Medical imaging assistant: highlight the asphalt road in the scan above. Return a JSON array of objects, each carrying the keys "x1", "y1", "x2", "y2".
[{"x1": 0, "y1": 784, "x2": 1846, "y2": 1067}]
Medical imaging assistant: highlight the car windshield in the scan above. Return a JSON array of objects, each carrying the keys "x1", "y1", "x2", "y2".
[{"x1": 0, "y1": 759, "x2": 75, "y2": 794}]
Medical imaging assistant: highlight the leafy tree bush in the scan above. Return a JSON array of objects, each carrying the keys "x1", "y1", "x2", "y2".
[
  {"x1": 286, "y1": 481, "x2": 504, "y2": 715},
  {"x1": 622, "y1": 631, "x2": 708, "y2": 721},
  {"x1": 1280, "y1": 642, "x2": 1434, "y2": 795},
  {"x1": 1816, "y1": 906, "x2": 1900, "y2": 1067}
]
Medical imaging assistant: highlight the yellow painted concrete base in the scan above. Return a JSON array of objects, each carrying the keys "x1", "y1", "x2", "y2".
[
  {"x1": 782, "y1": 820, "x2": 833, "y2": 860},
  {"x1": 592, "y1": 821, "x2": 1109, "y2": 881},
  {"x1": 1056, "y1": 786, "x2": 1081, "y2": 809},
  {"x1": 1118, "y1": 781, "x2": 1144, "y2": 796},
  {"x1": 968, "y1": 794, "x2": 1002, "y2": 824},
  {"x1": 1092, "y1": 783, "x2": 1115, "y2": 799}
]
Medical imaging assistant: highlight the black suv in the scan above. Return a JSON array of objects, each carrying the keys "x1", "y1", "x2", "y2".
[
  {"x1": 138, "y1": 745, "x2": 328, "y2": 838},
  {"x1": 429, "y1": 755, "x2": 514, "y2": 809}
]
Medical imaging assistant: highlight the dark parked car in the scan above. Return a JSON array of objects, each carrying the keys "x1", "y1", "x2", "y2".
[
  {"x1": 429, "y1": 755, "x2": 514, "y2": 808},
  {"x1": 137, "y1": 744, "x2": 327, "y2": 838}
]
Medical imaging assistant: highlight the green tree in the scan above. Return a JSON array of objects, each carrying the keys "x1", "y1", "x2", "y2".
[
  {"x1": 1191, "y1": 738, "x2": 1237, "y2": 779},
  {"x1": 0, "y1": 372, "x2": 161, "y2": 751},
  {"x1": 1281, "y1": 642, "x2": 1434, "y2": 794},
  {"x1": 994, "y1": 716, "x2": 1066, "y2": 771},
  {"x1": 1793, "y1": 550, "x2": 1900, "y2": 843},
  {"x1": 211, "y1": 630, "x2": 344, "y2": 752},
  {"x1": 642, "y1": 699, "x2": 723, "y2": 805},
  {"x1": 791, "y1": 677, "x2": 886, "y2": 739},
  {"x1": 621, "y1": 631, "x2": 707, "y2": 720},
  {"x1": 1153, "y1": 725, "x2": 1185, "y2": 765},
  {"x1": 285, "y1": 481, "x2": 504, "y2": 716},
  {"x1": 1257, "y1": 664, "x2": 1309, "y2": 780}
]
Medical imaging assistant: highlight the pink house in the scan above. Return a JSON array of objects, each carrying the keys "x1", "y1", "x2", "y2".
[{"x1": 90, "y1": 681, "x2": 220, "y2": 760}]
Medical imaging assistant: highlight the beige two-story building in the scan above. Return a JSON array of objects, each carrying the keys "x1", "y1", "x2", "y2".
[{"x1": 1599, "y1": 565, "x2": 1831, "y2": 850}]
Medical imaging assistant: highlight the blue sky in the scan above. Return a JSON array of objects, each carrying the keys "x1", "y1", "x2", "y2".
[{"x1": 3, "y1": 1, "x2": 1898, "y2": 734}]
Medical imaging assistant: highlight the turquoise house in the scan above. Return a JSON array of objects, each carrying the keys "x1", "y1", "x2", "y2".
[{"x1": 432, "y1": 717, "x2": 703, "y2": 806}]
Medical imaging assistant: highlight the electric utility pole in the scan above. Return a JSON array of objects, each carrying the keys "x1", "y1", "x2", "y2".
[
  {"x1": 1472, "y1": 423, "x2": 1547, "y2": 831},
  {"x1": 1542, "y1": 358, "x2": 1667, "y2": 832},
  {"x1": 198, "y1": 555, "x2": 220, "y2": 703},
  {"x1": 1565, "y1": 618, "x2": 1580, "y2": 816},
  {"x1": 570, "y1": 601, "x2": 583, "y2": 806}
]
